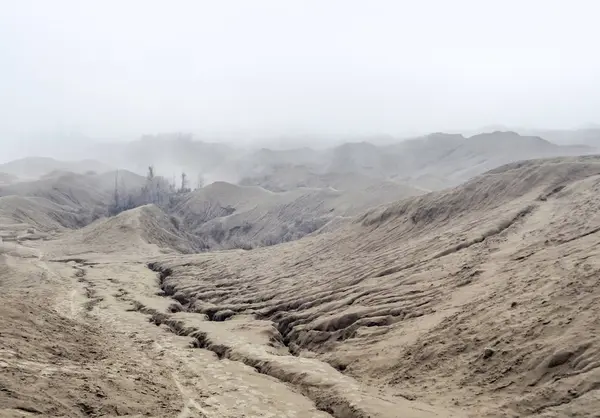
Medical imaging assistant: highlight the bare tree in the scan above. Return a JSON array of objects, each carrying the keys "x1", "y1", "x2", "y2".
[
  {"x1": 196, "y1": 174, "x2": 205, "y2": 190},
  {"x1": 142, "y1": 165, "x2": 157, "y2": 203},
  {"x1": 113, "y1": 170, "x2": 119, "y2": 209},
  {"x1": 177, "y1": 172, "x2": 191, "y2": 193},
  {"x1": 108, "y1": 164, "x2": 179, "y2": 216},
  {"x1": 180, "y1": 172, "x2": 188, "y2": 192}
]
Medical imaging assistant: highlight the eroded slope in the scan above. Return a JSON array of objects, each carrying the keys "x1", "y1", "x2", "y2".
[{"x1": 150, "y1": 156, "x2": 600, "y2": 417}]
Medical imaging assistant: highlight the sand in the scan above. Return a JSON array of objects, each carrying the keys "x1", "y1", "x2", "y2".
[{"x1": 2, "y1": 156, "x2": 600, "y2": 417}]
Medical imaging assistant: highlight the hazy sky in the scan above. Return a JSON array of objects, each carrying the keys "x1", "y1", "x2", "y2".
[{"x1": 1, "y1": 0, "x2": 599, "y2": 141}]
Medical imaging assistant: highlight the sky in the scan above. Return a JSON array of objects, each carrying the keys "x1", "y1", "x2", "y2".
[{"x1": 1, "y1": 0, "x2": 600, "y2": 147}]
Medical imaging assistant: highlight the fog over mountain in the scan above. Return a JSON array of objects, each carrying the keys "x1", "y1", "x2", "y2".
[{"x1": 2, "y1": 0, "x2": 600, "y2": 154}]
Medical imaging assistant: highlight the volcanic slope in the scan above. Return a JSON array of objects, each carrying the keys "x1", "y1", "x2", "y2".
[
  {"x1": 0, "y1": 157, "x2": 113, "y2": 179},
  {"x1": 0, "y1": 167, "x2": 425, "y2": 252},
  {"x1": 2, "y1": 201, "x2": 445, "y2": 416},
  {"x1": 4, "y1": 156, "x2": 600, "y2": 417},
  {"x1": 0, "y1": 169, "x2": 145, "y2": 209},
  {"x1": 0, "y1": 172, "x2": 17, "y2": 185},
  {"x1": 170, "y1": 179, "x2": 425, "y2": 250},
  {"x1": 47, "y1": 204, "x2": 202, "y2": 257},
  {"x1": 0, "y1": 170, "x2": 147, "y2": 234},
  {"x1": 237, "y1": 132, "x2": 595, "y2": 193},
  {"x1": 148, "y1": 156, "x2": 600, "y2": 417}
]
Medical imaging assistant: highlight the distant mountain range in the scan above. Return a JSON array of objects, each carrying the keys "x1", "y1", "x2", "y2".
[
  {"x1": 0, "y1": 157, "x2": 113, "y2": 180},
  {"x1": 1, "y1": 130, "x2": 597, "y2": 193}
]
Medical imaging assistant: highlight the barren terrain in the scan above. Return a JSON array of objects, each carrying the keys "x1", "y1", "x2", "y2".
[{"x1": 2, "y1": 156, "x2": 600, "y2": 417}]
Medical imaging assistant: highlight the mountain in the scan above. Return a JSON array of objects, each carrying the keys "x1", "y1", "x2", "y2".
[
  {"x1": 170, "y1": 179, "x2": 424, "y2": 250},
  {"x1": 0, "y1": 195, "x2": 85, "y2": 233},
  {"x1": 239, "y1": 166, "x2": 421, "y2": 192},
  {"x1": 1, "y1": 130, "x2": 594, "y2": 247},
  {"x1": 0, "y1": 172, "x2": 18, "y2": 185},
  {"x1": 520, "y1": 128, "x2": 600, "y2": 147},
  {"x1": 0, "y1": 162, "x2": 425, "y2": 251},
  {"x1": 149, "y1": 155, "x2": 600, "y2": 417},
  {"x1": 388, "y1": 131, "x2": 596, "y2": 188},
  {"x1": 0, "y1": 170, "x2": 147, "y2": 237},
  {"x1": 90, "y1": 134, "x2": 236, "y2": 183},
  {"x1": 237, "y1": 131, "x2": 594, "y2": 192},
  {"x1": 0, "y1": 170, "x2": 145, "y2": 208},
  {"x1": 22, "y1": 130, "x2": 592, "y2": 193},
  {"x1": 50, "y1": 204, "x2": 201, "y2": 257},
  {"x1": 5, "y1": 154, "x2": 600, "y2": 417},
  {"x1": 0, "y1": 157, "x2": 113, "y2": 179}
]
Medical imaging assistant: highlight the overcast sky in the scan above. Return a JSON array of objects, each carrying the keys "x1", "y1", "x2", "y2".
[{"x1": 1, "y1": 0, "x2": 599, "y2": 142}]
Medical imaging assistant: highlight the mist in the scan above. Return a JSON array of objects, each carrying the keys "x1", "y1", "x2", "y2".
[{"x1": 1, "y1": 0, "x2": 600, "y2": 157}]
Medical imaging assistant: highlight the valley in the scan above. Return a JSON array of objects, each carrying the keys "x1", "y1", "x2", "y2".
[{"x1": 2, "y1": 146, "x2": 600, "y2": 417}]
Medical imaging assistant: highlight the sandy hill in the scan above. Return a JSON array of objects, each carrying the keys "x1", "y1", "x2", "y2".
[
  {"x1": 0, "y1": 166, "x2": 423, "y2": 252},
  {"x1": 38, "y1": 130, "x2": 595, "y2": 193},
  {"x1": 520, "y1": 127, "x2": 600, "y2": 147},
  {"x1": 0, "y1": 172, "x2": 18, "y2": 185},
  {"x1": 326, "y1": 141, "x2": 393, "y2": 176},
  {"x1": 0, "y1": 170, "x2": 147, "y2": 240},
  {"x1": 238, "y1": 131, "x2": 594, "y2": 191},
  {"x1": 148, "y1": 155, "x2": 600, "y2": 417},
  {"x1": 0, "y1": 157, "x2": 113, "y2": 179},
  {"x1": 0, "y1": 169, "x2": 145, "y2": 212},
  {"x1": 385, "y1": 131, "x2": 595, "y2": 189},
  {"x1": 249, "y1": 147, "x2": 326, "y2": 171},
  {"x1": 239, "y1": 165, "x2": 322, "y2": 191},
  {"x1": 49, "y1": 204, "x2": 200, "y2": 257},
  {"x1": 170, "y1": 179, "x2": 425, "y2": 250},
  {"x1": 240, "y1": 165, "x2": 424, "y2": 194},
  {"x1": 0, "y1": 195, "x2": 85, "y2": 234},
  {"x1": 384, "y1": 133, "x2": 466, "y2": 172},
  {"x1": 411, "y1": 131, "x2": 578, "y2": 186},
  {"x1": 4, "y1": 154, "x2": 600, "y2": 417}
]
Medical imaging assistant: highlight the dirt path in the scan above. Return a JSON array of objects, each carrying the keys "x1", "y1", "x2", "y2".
[
  {"x1": 1, "y1": 244, "x2": 337, "y2": 417},
  {"x1": 52, "y1": 257, "x2": 334, "y2": 417},
  {"x1": 1, "y1": 240, "x2": 463, "y2": 417},
  {"x1": 31, "y1": 250, "x2": 455, "y2": 418}
]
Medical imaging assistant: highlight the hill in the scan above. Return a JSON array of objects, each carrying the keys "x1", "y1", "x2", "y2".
[
  {"x1": 170, "y1": 179, "x2": 425, "y2": 250},
  {"x1": 383, "y1": 131, "x2": 594, "y2": 188},
  {"x1": 0, "y1": 164, "x2": 424, "y2": 251},
  {"x1": 520, "y1": 128, "x2": 600, "y2": 147},
  {"x1": 0, "y1": 157, "x2": 113, "y2": 179},
  {"x1": 234, "y1": 131, "x2": 595, "y2": 191},
  {"x1": 0, "y1": 195, "x2": 86, "y2": 241},
  {"x1": 240, "y1": 165, "x2": 423, "y2": 193},
  {"x1": 0, "y1": 169, "x2": 145, "y2": 210},
  {"x1": 49, "y1": 204, "x2": 201, "y2": 257},
  {"x1": 407, "y1": 131, "x2": 592, "y2": 186},
  {"x1": 0, "y1": 172, "x2": 18, "y2": 185},
  {"x1": 43, "y1": 130, "x2": 595, "y2": 193},
  {"x1": 0, "y1": 170, "x2": 147, "y2": 238},
  {"x1": 146, "y1": 156, "x2": 600, "y2": 417},
  {"x1": 4, "y1": 155, "x2": 600, "y2": 417}
]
